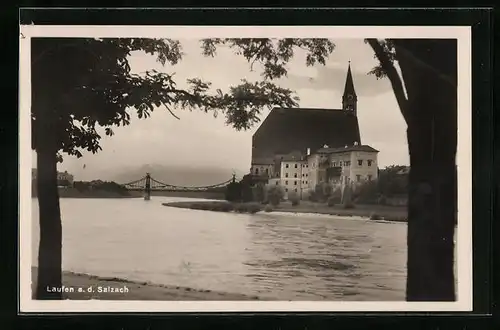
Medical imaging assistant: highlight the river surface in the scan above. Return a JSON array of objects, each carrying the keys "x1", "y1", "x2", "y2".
[{"x1": 31, "y1": 197, "x2": 407, "y2": 301}]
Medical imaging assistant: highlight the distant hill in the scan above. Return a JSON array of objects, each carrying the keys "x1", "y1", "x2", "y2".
[{"x1": 106, "y1": 164, "x2": 246, "y2": 187}]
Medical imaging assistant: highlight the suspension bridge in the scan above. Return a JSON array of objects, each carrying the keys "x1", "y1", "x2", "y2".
[{"x1": 121, "y1": 173, "x2": 237, "y2": 200}]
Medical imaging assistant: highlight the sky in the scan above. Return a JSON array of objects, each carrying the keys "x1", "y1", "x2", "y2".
[{"x1": 32, "y1": 38, "x2": 409, "y2": 180}]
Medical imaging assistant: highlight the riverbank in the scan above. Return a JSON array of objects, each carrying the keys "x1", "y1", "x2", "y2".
[
  {"x1": 30, "y1": 267, "x2": 260, "y2": 300},
  {"x1": 163, "y1": 201, "x2": 407, "y2": 222},
  {"x1": 32, "y1": 187, "x2": 140, "y2": 199}
]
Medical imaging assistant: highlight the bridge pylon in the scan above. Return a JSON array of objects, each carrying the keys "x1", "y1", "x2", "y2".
[{"x1": 144, "y1": 173, "x2": 151, "y2": 201}]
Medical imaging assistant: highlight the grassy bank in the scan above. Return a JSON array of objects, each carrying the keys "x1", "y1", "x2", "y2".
[
  {"x1": 30, "y1": 267, "x2": 260, "y2": 301},
  {"x1": 163, "y1": 200, "x2": 407, "y2": 222}
]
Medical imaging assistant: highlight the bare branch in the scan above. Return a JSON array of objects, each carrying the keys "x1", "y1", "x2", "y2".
[{"x1": 161, "y1": 102, "x2": 180, "y2": 120}]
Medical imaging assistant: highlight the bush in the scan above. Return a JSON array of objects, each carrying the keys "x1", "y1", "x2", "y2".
[
  {"x1": 288, "y1": 191, "x2": 300, "y2": 206},
  {"x1": 327, "y1": 196, "x2": 336, "y2": 207},
  {"x1": 219, "y1": 203, "x2": 234, "y2": 212},
  {"x1": 343, "y1": 202, "x2": 356, "y2": 209},
  {"x1": 247, "y1": 204, "x2": 262, "y2": 214},
  {"x1": 369, "y1": 212, "x2": 382, "y2": 220},
  {"x1": 308, "y1": 191, "x2": 318, "y2": 202},
  {"x1": 378, "y1": 195, "x2": 387, "y2": 205},
  {"x1": 264, "y1": 205, "x2": 274, "y2": 212},
  {"x1": 266, "y1": 185, "x2": 284, "y2": 206}
]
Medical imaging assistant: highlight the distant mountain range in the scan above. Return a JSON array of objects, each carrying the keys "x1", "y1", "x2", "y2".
[{"x1": 103, "y1": 164, "x2": 247, "y2": 187}]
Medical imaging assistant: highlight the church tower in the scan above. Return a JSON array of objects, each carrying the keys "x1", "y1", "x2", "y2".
[{"x1": 342, "y1": 62, "x2": 357, "y2": 116}]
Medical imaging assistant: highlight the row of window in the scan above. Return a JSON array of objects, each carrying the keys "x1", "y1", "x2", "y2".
[
  {"x1": 283, "y1": 173, "x2": 309, "y2": 178},
  {"x1": 278, "y1": 180, "x2": 308, "y2": 186},
  {"x1": 284, "y1": 163, "x2": 309, "y2": 169},
  {"x1": 285, "y1": 188, "x2": 298, "y2": 193}
]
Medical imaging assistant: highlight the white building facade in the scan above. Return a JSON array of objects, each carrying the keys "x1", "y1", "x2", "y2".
[{"x1": 272, "y1": 144, "x2": 379, "y2": 199}]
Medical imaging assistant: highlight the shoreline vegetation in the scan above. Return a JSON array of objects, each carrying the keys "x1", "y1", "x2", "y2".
[
  {"x1": 163, "y1": 200, "x2": 408, "y2": 222},
  {"x1": 30, "y1": 267, "x2": 261, "y2": 301}
]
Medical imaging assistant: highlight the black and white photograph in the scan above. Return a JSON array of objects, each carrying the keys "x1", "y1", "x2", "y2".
[{"x1": 19, "y1": 24, "x2": 472, "y2": 312}]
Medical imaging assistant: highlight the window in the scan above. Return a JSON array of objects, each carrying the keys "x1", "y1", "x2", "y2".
[
  {"x1": 285, "y1": 180, "x2": 288, "y2": 185},
  {"x1": 306, "y1": 181, "x2": 308, "y2": 184},
  {"x1": 255, "y1": 168, "x2": 259, "y2": 174},
  {"x1": 368, "y1": 175, "x2": 373, "y2": 181},
  {"x1": 276, "y1": 181, "x2": 279, "y2": 185},
  {"x1": 294, "y1": 164, "x2": 298, "y2": 168},
  {"x1": 285, "y1": 164, "x2": 289, "y2": 168},
  {"x1": 294, "y1": 173, "x2": 298, "y2": 178},
  {"x1": 294, "y1": 181, "x2": 297, "y2": 185},
  {"x1": 294, "y1": 189, "x2": 297, "y2": 193},
  {"x1": 356, "y1": 175, "x2": 361, "y2": 182},
  {"x1": 367, "y1": 160, "x2": 372, "y2": 166},
  {"x1": 306, "y1": 174, "x2": 308, "y2": 177},
  {"x1": 333, "y1": 162, "x2": 337, "y2": 167},
  {"x1": 285, "y1": 173, "x2": 289, "y2": 178},
  {"x1": 286, "y1": 188, "x2": 288, "y2": 192},
  {"x1": 265, "y1": 168, "x2": 269, "y2": 174},
  {"x1": 358, "y1": 160, "x2": 363, "y2": 166},
  {"x1": 306, "y1": 164, "x2": 309, "y2": 168}
]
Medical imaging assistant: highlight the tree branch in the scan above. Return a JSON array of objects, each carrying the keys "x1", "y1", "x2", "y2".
[
  {"x1": 367, "y1": 39, "x2": 410, "y2": 124},
  {"x1": 392, "y1": 41, "x2": 456, "y2": 88},
  {"x1": 161, "y1": 102, "x2": 180, "y2": 120}
]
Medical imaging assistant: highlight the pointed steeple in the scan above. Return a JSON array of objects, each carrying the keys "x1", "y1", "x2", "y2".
[
  {"x1": 343, "y1": 61, "x2": 357, "y2": 98},
  {"x1": 342, "y1": 62, "x2": 357, "y2": 116}
]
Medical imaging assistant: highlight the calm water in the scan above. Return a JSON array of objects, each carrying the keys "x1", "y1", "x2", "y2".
[{"x1": 31, "y1": 197, "x2": 407, "y2": 301}]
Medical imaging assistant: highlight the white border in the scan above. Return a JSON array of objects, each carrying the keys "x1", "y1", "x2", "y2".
[{"x1": 19, "y1": 25, "x2": 472, "y2": 313}]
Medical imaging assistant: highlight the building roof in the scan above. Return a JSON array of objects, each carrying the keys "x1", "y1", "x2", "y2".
[
  {"x1": 316, "y1": 144, "x2": 379, "y2": 154},
  {"x1": 251, "y1": 157, "x2": 275, "y2": 165},
  {"x1": 252, "y1": 108, "x2": 361, "y2": 159}
]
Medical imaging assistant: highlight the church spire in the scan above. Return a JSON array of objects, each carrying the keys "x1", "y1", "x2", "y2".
[{"x1": 342, "y1": 62, "x2": 357, "y2": 116}]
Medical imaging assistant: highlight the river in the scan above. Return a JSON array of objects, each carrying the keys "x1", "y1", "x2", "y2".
[{"x1": 31, "y1": 197, "x2": 407, "y2": 301}]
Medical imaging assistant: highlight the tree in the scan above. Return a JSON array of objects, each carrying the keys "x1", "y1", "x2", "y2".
[
  {"x1": 366, "y1": 39, "x2": 457, "y2": 301},
  {"x1": 31, "y1": 37, "x2": 334, "y2": 299}
]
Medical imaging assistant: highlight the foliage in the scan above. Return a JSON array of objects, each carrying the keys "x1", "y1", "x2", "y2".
[
  {"x1": 224, "y1": 182, "x2": 241, "y2": 202},
  {"x1": 326, "y1": 196, "x2": 336, "y2": 207},
  {"x1": 314, "y1": 182, "x2": 333, "y2": 202},
  {"x1": 288, "y1": 191, "x2": 300, "y2": 206},
  {"x1": 72, "y1": 180, "x2": 130, "y2": 196},
  {"x1": 369, "y1": 212, "x2": 382, "y2": 220},
  {"x1": 264, "y1": 205, "x2": 274, "y2": 213},
  {"x1": 32, "y1": 38, "x2": 335, "y2": 160},
  {"x1": 342, "y1": 201, "x2": 356, "y2": 209},
  {"x1": 266, "y1": 185, "x2": 284, "y2": 206},
  {"x1": 252, "y1": 184, "x2": 266, "y2": 203}
]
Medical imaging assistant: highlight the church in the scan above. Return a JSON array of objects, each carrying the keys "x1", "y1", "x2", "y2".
[{"x1": 250, "y1": 63, "x2": 379, "y2": 198}]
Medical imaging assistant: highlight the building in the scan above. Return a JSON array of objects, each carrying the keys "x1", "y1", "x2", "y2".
[
  {"x1": 250, "y1": 63, "x2": 379, "y2": 199},
  {"x1": 32, "y1": 168, "x2": 74, "y2": 187}
]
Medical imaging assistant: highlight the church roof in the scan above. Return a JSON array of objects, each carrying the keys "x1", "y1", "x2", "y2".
[{"x1": 252, "y1": 107, "x2": 361, "y2": 159}]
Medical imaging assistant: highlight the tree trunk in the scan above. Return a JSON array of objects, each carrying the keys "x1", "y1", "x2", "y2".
[
  {"x1": 395, "y1": 39, "x2": 457, "y2": 301},
  {"x1": 35, "y1": 145, "x2": 63, "y2": 299}
]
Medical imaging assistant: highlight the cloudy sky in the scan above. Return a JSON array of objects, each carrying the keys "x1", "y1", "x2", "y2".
[{"x1": 33, "y1": 38, "x2": 409, "y2": 180}]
